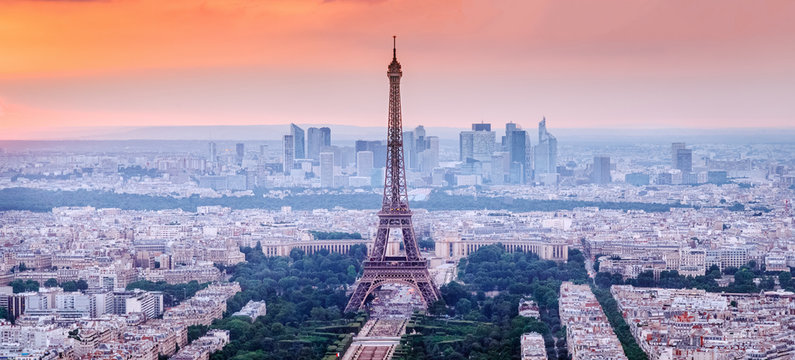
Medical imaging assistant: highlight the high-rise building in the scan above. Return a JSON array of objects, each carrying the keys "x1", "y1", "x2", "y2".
[
  {"x1": 472, "y1": 128, "x2": 496, "y2": 162},
  {"x1": 339, "y1": 144, "x2": 353, "y2": 167},
  {"x1": 355, "y1": 140, "x2": 368, "y2": 153},
  {"x1": 534, "y1": 117, "x2": 558, "y2": 182},
  {"x1": 208, "y1": 142, "x2": 217, "y2": 164},
  {"x1": 491, "y1": 152, "x2": 509, "y2": 185},
  {"x1": 283, "y1": 135, "x2": 294, "y2": 175},
  {"x1": 290, "y1": 123, "x2": 305, "y2": 159},
  {"x1": 319, "y1": 152, "x2": 334, "y2": 187},
  {"x1": 592, "y1": 156, "x2": 611, "y2": 184},
  {"x1": 403, "y1": 131, "x2": 416, "y2": 170},
  {"x1": 420, "y1": 136, "x2": 439, "y2": 174},
  {"x1": 414, "y1": 125, "x2": 426, "y2": 139},
  {"x1": 472, "y1": 122, "x2": 491, "y2": 131},
  {"x1": 321, "y1": 145, "x2": 342, "y2": 167},
  {"x1": 355, "y1": 140, "x2": 386, "y2": 169},
  {"x1": 320, "y1": 127, "x2": 331, "y2": 147},
  {"x1": 306, "y1": 127, "x2": 321, "y2": 160},
  {"x1": 671, "y1": 142, "x2": 686, "y2": 168},
  {"x1": 459, "y1": 131, "x2": 474, "y2": 161},
  {"x1": 415, "y1": 125, "x2": 427, "y2": 156},
  {"x1": 235, "y1": 143, "x2": 244, "y2": 165},
  {"x1": 509, "y1": 130, "x2": 528, "y2": 184},
  {"x1": 356, "y1": 151, "x2": 374, "y2": 177},
  {"x1": 503, "y1": 122, "x2": 517, "y2": 151},
  {"x1": 676, "y1": 148, "x2": 693, "y2": 173},
  {"x1": 307, "y1": 127, "x2": 332, "y2": 161},
  {"x1": 509, "y1": 161, "x2": 524, "y2": 184},
  {"x1": 510, "y1": 130, "x2": 527, "y2": 164},
  {"x1": 462, "y1": 122, "x2": 496, "y2": 163}
]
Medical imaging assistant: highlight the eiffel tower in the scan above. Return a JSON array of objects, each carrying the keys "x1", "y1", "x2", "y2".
[{"x1": 344, "y1": 37, "x2": 442, "y2": 313}]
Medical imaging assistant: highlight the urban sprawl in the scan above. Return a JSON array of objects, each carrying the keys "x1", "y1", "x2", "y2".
[{"x1": 0, "y1": 120, "x2": 793, "y2": 360}]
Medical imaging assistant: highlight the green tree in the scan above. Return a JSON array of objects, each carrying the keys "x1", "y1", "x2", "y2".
[
  {"x1": 76, "y1": 279, "x2": 89, "y2": 291},
  {"x1": 289, "y1": 248, "x2": 305, "y2": 261},
  {"x1": 595, "y1": 272, "x2": 614, "y2": 288},
  {"x1": 440, "y1": 282, "x2": 468, "y2": 306},
  {"x1": 187, "y1": 325, "x2": 209, "y2": 342},
  {"x1": 10, "y1": 280, "x2": 26, "y2": 293},
  {"x1": 0, "y1": 307, "x2": 11, "y2": 323},
  {"x1": 454, "y1": 298, "x2": 473, "y2": 316},
  {"x1": 10, "y1": 279, "x2": 39, "y2": 293},
  {"x1": 780, "y1": 271, "x2": 793, "y2": 290},
  {"x1": 62, "y1": 281, "x2": 78, "y2": 292}
]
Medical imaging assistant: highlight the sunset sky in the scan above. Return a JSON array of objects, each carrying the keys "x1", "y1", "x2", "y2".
[{"x1": 1, "y1": 0, "x2": 794, "y2": 139}]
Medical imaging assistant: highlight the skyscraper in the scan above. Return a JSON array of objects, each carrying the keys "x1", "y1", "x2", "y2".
[
  {"x1": 319, "y1": 152, "x2": 334, "y2": 187},
  {"x1": 510, "y1": 130, "x2": 527, "y2": 164},
  {"x1": 462, "y1": 123, "x2": 496, "y2": 163},
  {"x1": 290, "y1": 123, "x2": 305, "y2": 159},
  {"x1": 503, "y1": 122, "x2": 517, "y2": 151},
  {"x1": 306, "y1": 127, "x2": 321, "y2": 160},
  {"x1": 307, "y1": 127, "x2": 332, "y2": 161},
  {"x1": 283, "y1": 135, "x2": 294, "y2": 175},
  {"x1": 355, "y1": 140, "x2": 368, "y2": 153},
  {"x1": 355, "y1": 140, "x2": 387, "y2": 169},
  {"x1": 235, "y1": 143, "x2": 244, "y2": 165},
  {"x1": 534, "y1": 117, "x2": 558, "y2": 178},
  {"x1": 592, "y1": 156, "x2": 611, "y2": 184},
  {"x1": 510, "y1": 130, "x2": 528, "y2": 184},
  {"x1": 357, "y1": 151, "x2": 373, "y2": 177},
  {"x1": 472, "y1": 126, "x2": 496, "y2": 162},
  {"x1": 420, "y1": 136, "x2": 439, "y2": 174},
  {"x1": 676, "y1": 148, "x2": 693, "y2": 173},
  {"x1": 472, "y1": 123, "x2": 491, "y2": 131},
  {"x1": 428, "y1": 136, "x2": 439, "y2": 162},
  {"x1": 671, "y1": 142, "x2": 686, "y2": 168},
  {"x1": 459, "y1": 131, "x2": 474, "y2": 161},
  {"x1": 320, "y1": 127, "x2": 331, "y2": 147},
  {"x1": 208, "y1": 142, "x2": 217, "y2": 163},
  {"x1": 414, "y1": 125, "x2": 427, "y2": 156},
  {"x1": 403, "y1": 130, "x2": 416, "y2": 170},
  {"x1": 491, "y1": 151, "x2": 509, "y2": 185},
  {"x1": 414, "y1": 125, "x2": 426, "y2": 139}
]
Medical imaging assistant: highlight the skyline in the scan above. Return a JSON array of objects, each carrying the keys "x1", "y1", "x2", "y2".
[{"x1": 2, "y1": 0, "x2": 795, "y2": 140}]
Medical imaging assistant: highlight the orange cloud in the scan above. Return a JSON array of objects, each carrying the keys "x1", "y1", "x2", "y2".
[{"x1": 1, "y1": 0, "x2": 794, "y2": 138}]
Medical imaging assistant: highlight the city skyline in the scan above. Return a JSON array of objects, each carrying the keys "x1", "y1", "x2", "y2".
[
  {"x1": 1, "y1": 2, "x2": 795, "y2": 359},
  {"x1": 2, "y1": 0, "x2": 795, "y2": 140}
]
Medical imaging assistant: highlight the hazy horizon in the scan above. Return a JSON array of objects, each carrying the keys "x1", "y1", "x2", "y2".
[{"x1": 2, "y1": 124, "x2": 795, "y2": 145}]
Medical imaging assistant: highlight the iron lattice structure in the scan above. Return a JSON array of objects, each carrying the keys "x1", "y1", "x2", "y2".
[{"x1": 344, "y1": 38, "x2": 442, "y2": 313}]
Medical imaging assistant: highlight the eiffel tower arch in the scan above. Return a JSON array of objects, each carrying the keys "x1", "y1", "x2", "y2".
[{"x1": 344, "y1": 37, "x2": 442, "y2": 313}]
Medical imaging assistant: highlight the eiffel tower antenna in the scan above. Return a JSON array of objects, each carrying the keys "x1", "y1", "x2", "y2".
[{"x1": 344, "y1": 37, "x2": 441, "y2": 313}]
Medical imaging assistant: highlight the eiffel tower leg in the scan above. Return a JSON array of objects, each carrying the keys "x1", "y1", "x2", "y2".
[
  {"x1": 416, "y1": 277, "x2": 441, "y2": 305},
  {"x1": 345, "y1": 280, "x2": 373, "y2": 313}
]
